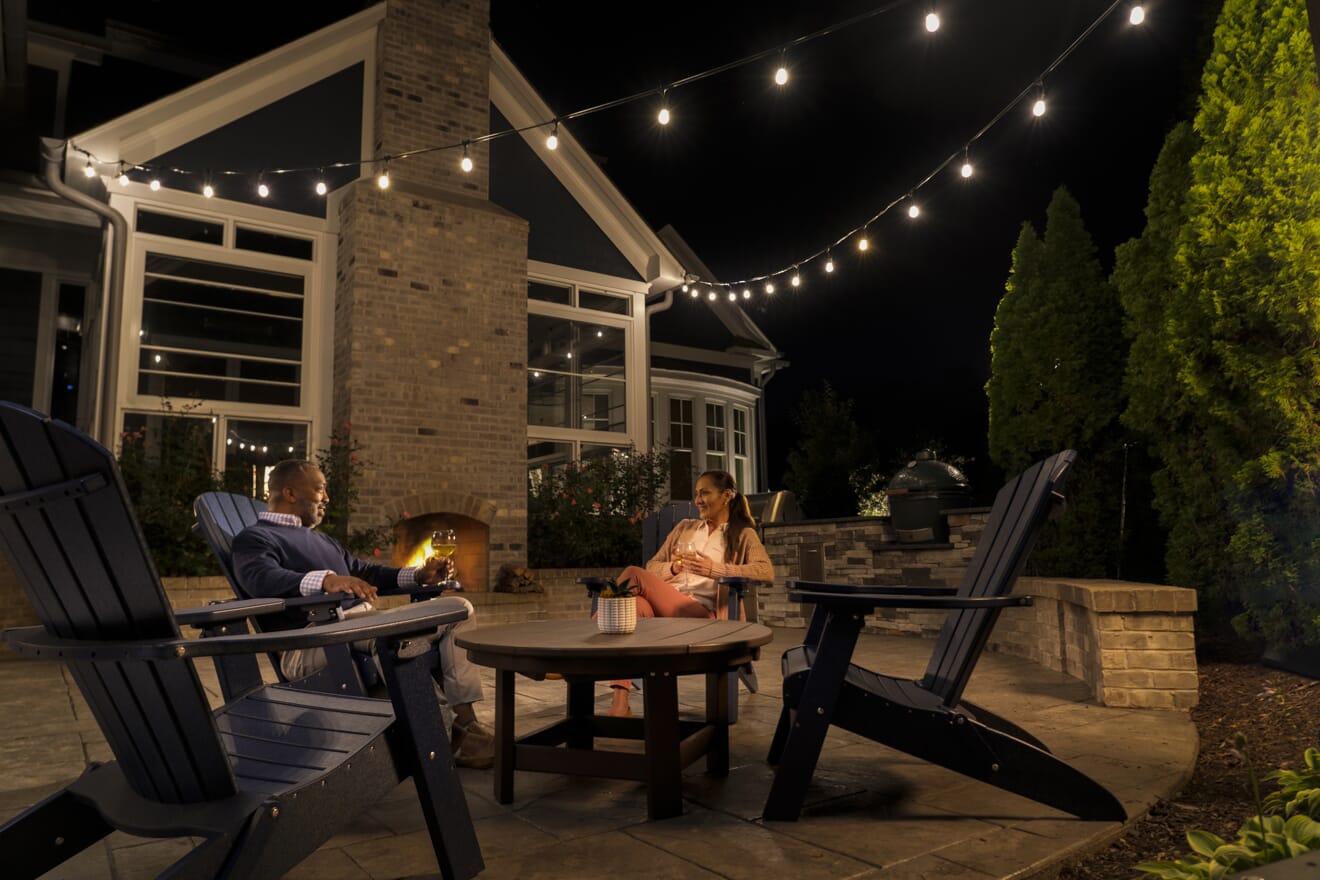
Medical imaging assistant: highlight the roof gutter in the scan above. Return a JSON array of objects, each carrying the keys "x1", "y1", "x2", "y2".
[{"x1": 40, "y1": 137, "x2": 127, "y2": 445}]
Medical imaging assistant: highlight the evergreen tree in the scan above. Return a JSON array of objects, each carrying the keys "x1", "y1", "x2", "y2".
[
  {"x1": 1114, "y1": 123, "x2": 1216, "y2": 590},
  {"x1": 986, "y1": 188, "x2": 1125, "y2": 576},
  {"x1": 1167, "y1": 0, "x2": 1320, "y2": 647},
  {"x1": 783, "y1": 382, "x2": 874, "y2": 518}
]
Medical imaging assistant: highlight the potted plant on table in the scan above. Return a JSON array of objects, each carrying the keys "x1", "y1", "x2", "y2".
[{"x1": 596, "y1": 576, "x2": 640, "y2": 634}]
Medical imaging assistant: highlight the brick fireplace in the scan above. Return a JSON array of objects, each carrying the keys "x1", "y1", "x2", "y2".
[{"x1": 331, "y1": 0, "x2": 529, "y2": 591}]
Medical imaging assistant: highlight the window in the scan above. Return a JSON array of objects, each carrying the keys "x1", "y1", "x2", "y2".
[
  {"x1": 733, "y1": 407, "x2": 750, "y2": 494},
  {"x1": 669, "y1": 398, "x2": 694, "y2": 500},
  {"x1": 136, "y1": 209, "x2": 224, "y2": 245},
  {"x1": 223, "y1": 419, "x2": 309, "y2": 497},
  {"x1": 705, "y1": 402, "x2": 726, "y2": 472},
  {"x1": 49, "y1": 283, "x2": 87, "y2": 425},
  {"x1": 138, "y1": 252, "x2": 304, "y2": 406},
  {"x1": 527, "y1": 315, "x2": 626, "y2": 432},
  {"x1": 235, "y1": 227, "x2": 314, "y2": 260}
]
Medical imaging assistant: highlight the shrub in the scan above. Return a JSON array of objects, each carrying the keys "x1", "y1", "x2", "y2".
[{"x1": 528, "y1": 448, "x2": 670, "y2": 568}]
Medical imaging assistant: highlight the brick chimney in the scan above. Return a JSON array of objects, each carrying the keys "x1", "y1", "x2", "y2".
[{"x1": 333, "y1": 0, "x2": 529, "y2": 589}]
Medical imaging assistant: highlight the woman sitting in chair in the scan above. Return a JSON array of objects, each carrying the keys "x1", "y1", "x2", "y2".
[{"x1": 609, "y1": 469, "x2": 775, "y2": 716}]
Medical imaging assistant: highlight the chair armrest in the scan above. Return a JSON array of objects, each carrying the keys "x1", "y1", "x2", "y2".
[
  {"x1": 790, "y1": 579, "x2": 958, "y2": 597},
  {"x1": 578, "y1": 576, "x2": 608, "y2": 596},
  {"x1": 174, "y1": 598, "x2": 288, "y2": 628},
  {"x1": 2, "y1": 599, "x2": 471, "y2": 662},
  {"x1": 789, "y1": 590, "x2": 1033, "y2": 611}
]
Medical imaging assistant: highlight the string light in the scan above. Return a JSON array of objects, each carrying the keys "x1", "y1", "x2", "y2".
[
  {"x1": 689, "y1": 286, "x2": 700, "y2": 298},
  {"x1": 202, "y1": 177, "x2": 215, "y2": 199},
  {"x1": 66, "y1": 0, "x2": 1147, "y2": 302},
  {"x1": 117, "y1": 163, "x2": 130, "y2": 186},
  {"x1": 82, "y1": 160, "x2": 96, "y2": 178},
  {"x1": 707, "y1": 289, "x2": 717, "y2": 301},
  {"x1": 460, "y1": 142, "x2": 474, "y2": 172},
  {"x1": 907, "y1": 202, "x2": 921, "y2": 219},
  {"x1": 546, "y1": 121, "x2": 559, "y2": 150},
  {"x1": 790, "y1": 270, "x2": 801, "y2": 288},
  {"x1": 857, "y1": 228, "x2": 870, "y2": 252},
  {"x1": 765, "y1": 281, "x2": 775, "y2": 294},
  {"x1": 257, "y1": 176, "x2": 270, "y2": 198},
  {"x1": 774, "y1": 52, "x2": 789, "y2": 86}
]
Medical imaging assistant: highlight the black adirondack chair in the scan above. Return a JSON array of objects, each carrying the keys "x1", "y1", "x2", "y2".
[
  {"x1": 0, "y1": 403, "x2": 483, "y2": 880},
  {"x1": 579, "y1": 500, "x2": 765, "y2": 719},
  {"x1": 193, "y1": 490, "x2": 449, "y2": 702},
  {"x1": 763, "y1": 449, "x2": 1127, "y2": 823}
]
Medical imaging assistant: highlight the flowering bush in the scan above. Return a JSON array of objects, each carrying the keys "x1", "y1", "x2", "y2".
[
  {"x1": 315, "y1": 422, "x2": 395, "y2": 559},
  {"x1": 528, "y1": 448, "x2": 670, "y2": 567}
]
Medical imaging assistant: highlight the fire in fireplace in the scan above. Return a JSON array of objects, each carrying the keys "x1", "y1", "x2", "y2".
[{"x1": 392, "y1": 513, "x2": 490, "y2": 592}]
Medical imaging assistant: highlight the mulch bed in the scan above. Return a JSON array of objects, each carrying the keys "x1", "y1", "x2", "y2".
[{"x1": 1055, "y1": 639, "x2": 1320, "y2": 878}]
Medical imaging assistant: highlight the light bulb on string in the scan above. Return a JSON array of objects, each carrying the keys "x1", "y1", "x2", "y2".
[
  {"x1": 257, "y1": 175, "x2": 270, "y2": 199},
  {"x1": 774, "y1": 51, "x2": 789, "y2": 86},
  {"x1": 743, "y1": 289, "x2": 752, "y2": 300},
  {"x1": 315, "y1": 171, "x2": 328, "y2": 196},
  {"x1": 460, "y1": 142, "x2": 474, "y2": 173},
  {"x1": 707, "y1": 289, "x2": 717, "y2": 301},
  {"x1": 824, "y1": 251, "x2": 835, "y2": 274},
  {"x1": 908, "y1": 202, "x2": 921, "y2": 219},
  {"x1": 960, "y1": 148, "x2": 974, "y2": 178},
  {"x1": 1032, "y1": 83, "x2": 1047, "y2": 117},
  {"x1": 203, "y1": 178, "x2": 215, "y2": 199},
  {"x1": 790, "y1": 270, "x2": 801, "y2": 288},
  {"x1": 377, "y1": 163, "x2": 390, "y2": 189},
  {"x1": 1128, "y1": 5, "x2": 1145, "y2": 25},
  {"x1": 765, "y1": 282, "x2": 775, "y2": 294},
  {"x1": 857, "y1": 229, "x2": 870, "y2": 252},
  {"x1": 82, "y1": 160, "x2": 96, "y2": 178},
  {"x1": 117, "y1": 163, "x2": 130, "y2": 186},
  {"x1": 149, "y1": 178, "x2": 161, "y2": 191},
  {"x1": 657, "y1": 90, "x2": 671, "y2": 126},
  {"x1": 689, "y1": 286, "x2": 699, "y2": 299},
  {"x1": 728, "y1": 291, "x2": 738, "y2": 302},
  {"x1": 925, "y1": 8, "x2": 940, "y2": 32},
  {"x1": 546, "y1": 121, "x2": 559, "y2": 150}
]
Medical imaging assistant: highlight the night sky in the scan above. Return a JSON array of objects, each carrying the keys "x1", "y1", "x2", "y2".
[{"x1": 40, "y1": 0, "x2": 1216, "y2": 496}]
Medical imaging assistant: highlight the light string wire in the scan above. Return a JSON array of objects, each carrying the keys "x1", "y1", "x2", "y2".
[{"x1": 70, "y1": 0, "x2": 1138, "y2": 294}]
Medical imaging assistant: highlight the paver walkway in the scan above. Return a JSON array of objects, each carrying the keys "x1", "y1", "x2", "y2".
[{"x1": 0, "y1": 626, "x2": 1197, "y2": 879}]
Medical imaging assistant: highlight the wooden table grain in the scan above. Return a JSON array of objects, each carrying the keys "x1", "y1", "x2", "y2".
[{"x1": 456, "y1": 618, "x2": 773, "y2": 819}]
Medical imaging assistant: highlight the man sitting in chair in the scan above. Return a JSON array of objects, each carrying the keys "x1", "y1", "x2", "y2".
[{"x1": 232, "y1": 459, "x2": 494, "y2": 769}]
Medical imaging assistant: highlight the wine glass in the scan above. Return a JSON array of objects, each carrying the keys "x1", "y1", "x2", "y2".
[
  {"x1": 677, "y1": 539, "x2": 698, "y2": 576},
  {"x1": 430, "y1": 529, "x2": 457, "y2": 583}
]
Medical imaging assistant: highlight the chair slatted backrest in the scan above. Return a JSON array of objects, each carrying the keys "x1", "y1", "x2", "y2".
[
  {"x1": 0, "y1": 402, "x2": 237, "y2": 803},
  {"x1": 921, "y1": 450, "x2": 1076, "y2": 707},
  {"x1": 643, "y1": 502, "x2": 699, "y2": 563},
  {"x1": 194, "y1": 491, "x2": 266, "y2": 598}
]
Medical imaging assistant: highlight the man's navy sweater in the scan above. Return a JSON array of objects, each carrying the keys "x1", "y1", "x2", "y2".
[{"x1": 232, "y1": 520, "x2": 399, "y2": 630}]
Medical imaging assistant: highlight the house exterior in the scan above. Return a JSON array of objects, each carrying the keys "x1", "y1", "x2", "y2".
[{"x1": 0, "y1": 0, "x2": 786, "y2": 601}]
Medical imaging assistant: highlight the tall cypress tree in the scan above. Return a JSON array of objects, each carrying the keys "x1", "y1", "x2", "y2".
[
  {"x1": 1168, "y1": 0, "x2": 1320, "y2": 648},
  {"x1": 987, "y1": 187, "x2": 1125, "y2": 576}
]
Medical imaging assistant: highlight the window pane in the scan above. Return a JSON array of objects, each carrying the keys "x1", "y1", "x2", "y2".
[
  {"x1": 50, "y1": 283, "x2": 86, "y2": 424},
  {"x1": 733, "y1": 408, "x2": 748, "y2": 456},
  {"x1": 527, "y1": 313, "x2": 626, "y2": 432},
  {"x1": 706, "y1": 452, "x2": 726, "y2": 472},
  {"x1": 528, "y1": 280, "x2": 571, "y2": 305},
  {"x1": 235, "y1": 227, "x2": 314, "y2": 260},
  {"x1": 222, "y1": 420, "x2": 308, "y2": 498},
  {"x1": 706, "y1": 402, "x2": 726, "y2": 452},
  {"x1": 669, "y1": 398, "x2": 692, "y2": 448},
  {"x1": 136, "y1": 210, "x2": 224, "y2": 245},
  {"x1": 670, "y1": 449, "x2": 693, "y2": 502},
  {"x1": 579, "y1": 289, "x2": 630, "y2": 315},
  {"x1": 140, "y1": 252, "x2": 304, "y2": 407},
  {"x1": 735, "y1": 459, "x2": 748, "y2": 494},
  {"x1": 528, "y1": 439, "x2": 574, "y2": 493},
  {"x1": 0, "y1": 268, "x2": 41, "y2": 406},
  {"x1": 121, "y1": 412, "x2": 216, "y2": 474}
]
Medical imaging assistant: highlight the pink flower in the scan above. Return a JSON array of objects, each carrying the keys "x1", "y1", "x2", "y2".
[
  {"x1": 343, "y1": 421, "x2": 352, "y2": 429},
  {"x1": 570, "y1": 499, "x2": 577, "y2": 506},
  {"x1": 402, "y1": 510, "x2": 411, "y2": 519},
  {"x1": 331, "y1": 438, "x2": 339, "y2": 445},
  {"x1": 373, "y1": 548, "x2": 381, "y2": 557},
  {"x1": 561, "y1": 492, "x2": 569, "y2": 499},
  {"x1": 586, "y1": 487, "x2": 593, "y2": 494},
  {"x1": 628, "y1": 516, "x2": 636, "y2": 524},
  {"x1": 350, "y1": 454, "x2": 358, "y2": 462},
  {"x1": 592, "y1": 502, "x2": 601, "y2": 510}
]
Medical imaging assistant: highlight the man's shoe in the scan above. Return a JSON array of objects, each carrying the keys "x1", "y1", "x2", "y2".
[{"x1": 451, "y1": 718, "x2": 495, "y2": 770}]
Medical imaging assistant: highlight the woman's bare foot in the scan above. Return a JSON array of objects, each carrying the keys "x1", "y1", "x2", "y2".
[{"x1": 608, "y1": 686, "x2": 632, "y2": 717}]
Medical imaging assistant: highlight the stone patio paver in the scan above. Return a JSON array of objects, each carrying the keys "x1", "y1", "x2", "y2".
[{"x1": 0, "y1": 626, "x2": 1197, "y2": 879}]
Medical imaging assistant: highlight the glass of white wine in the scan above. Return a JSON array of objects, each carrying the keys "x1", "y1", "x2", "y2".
[
  {"x1": 430, "y1": 529, "x2": 457, "y2": 583},
  {"x1": 677, "y1": 539, "x2": 698, "y2": 577}
]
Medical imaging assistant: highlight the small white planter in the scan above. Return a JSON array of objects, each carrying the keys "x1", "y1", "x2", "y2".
[{"x1": 596, "y1": 596, "x2": 637, "y2": 634}]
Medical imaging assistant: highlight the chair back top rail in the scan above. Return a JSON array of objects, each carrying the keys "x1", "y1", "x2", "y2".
[
  {"x1": 194, "y1": 491, "x2": 266, "y2": 597},
  {"x1": 0, "y1": 402, "x2": 238, "y2": 804},
  {"x1": 922, "y1": 450, "x2": 1075, "y2": 707}
]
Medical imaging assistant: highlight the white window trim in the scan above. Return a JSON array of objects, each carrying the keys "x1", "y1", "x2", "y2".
[
  {"x1": 526, "y1": 262, "x2": 649, "y2": 454},
  {"x1": 110, "y1": 190, "x2": 337, "y2": 473},
  {"x1": 652, "y1": 373, "x2": 761, "y2": 493}
]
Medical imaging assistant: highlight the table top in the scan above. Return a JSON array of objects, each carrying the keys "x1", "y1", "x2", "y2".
[{"x1": 455, "y1": 618, "x2": 773, "y2": 677}]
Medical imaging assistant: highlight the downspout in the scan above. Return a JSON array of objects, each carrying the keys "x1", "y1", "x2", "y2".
[
  {"x1": 644, "y1": 287, "x2": 677, "y2": 450},
  {"x1": 753, "y1": 359, "x2": 786, "y2": 491},
  {"x1": 40, "y1": 137, "x2": 128, "y2": 445}
]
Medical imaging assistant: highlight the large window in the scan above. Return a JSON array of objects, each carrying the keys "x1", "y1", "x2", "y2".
[
  {"x1": 655, "y1": 384, "x2": 759, "y2": 499},
  {"x1": 138, "y1": 252, "x2": 304, "y2": 406},
  {"x1": 669, "y1": 398, "x2": 694, "y2": 500},
  {"x1": 705, "y1": 402, "x2": 726, "y2": 472},
  {"x1": 527, "y1": 313, "x2": 626, "y2": 432},
  {"x1": 733, "y1": 407, "x2": 750, "y2": 494}
]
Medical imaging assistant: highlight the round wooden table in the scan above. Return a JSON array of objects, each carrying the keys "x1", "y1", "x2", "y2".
[{"x1": 456, "y1": 617, "x2": 773, "y2": 819}]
